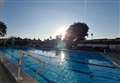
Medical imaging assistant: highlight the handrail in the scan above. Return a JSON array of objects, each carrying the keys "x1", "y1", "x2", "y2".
[{"x1": 18, "y1": 50, "x2": 45, "y2": 80}]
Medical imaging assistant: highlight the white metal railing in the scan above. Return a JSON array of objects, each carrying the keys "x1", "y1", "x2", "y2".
[
  {"x1": 0, "y1": 50, "x2": 45, "y2": 83},
  {"x1": 18, "y1": 50, "x2": 45, "y2": 82}
]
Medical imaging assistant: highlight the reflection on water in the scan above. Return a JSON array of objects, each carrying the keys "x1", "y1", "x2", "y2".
[
  {"x1": 56, "y1": 51, "x2": 65, "y2": 65},
  {"x1": 59, "y1": 51, "x2": 65, "y2": 65},
  {"x1": 60, "y1": 51, "x2": 65, "y2": 63},
  {"x1": 1, "y1": 49, "x2": 120, "y2": 83},
  {"x1": 29, "y1": 49, "x2": 66, "y2": 65}
]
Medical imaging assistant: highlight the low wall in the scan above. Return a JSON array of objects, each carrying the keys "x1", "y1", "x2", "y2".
[{"x1": 77, "y1": 44, "x2": 120, "y2": 52}]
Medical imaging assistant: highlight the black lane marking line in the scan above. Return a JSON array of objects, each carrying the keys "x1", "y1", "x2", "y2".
[
  {"x1": 43, "y1": 62, "x2": 120, "y2": 81},
  {"x1": 7, "y1": 53, "x2": 120, "y2": 82},
  {"x1": 69, "y1": 68, "x2": 94, "y2": 77},
  {"x1": 30, "y1": 67, "x2": 57, "y2": 83},
  {"x1": 35, "y1": 58, "x2": 120, "y2": 77},
  {"x1": 25, "y1": 54, "x2": 120, "y2": 77},
  {"x1": 70, "y1": 68, "x2": 120, "y2": 81},
  {"x1": 67, "y1": 59, "x2": 116, "y2": 69},
  {"x1": 32, "y1": 52, "x2": 116, "y2": 69},
  {"x1": 38, "y1": 73, "x2": 57, "y2": 83},
  {"x1": 94, "y1": 75, "x2": 120, "y2": 81},
  {"x1": 25, "y1": 62, "x2": 120, "y2": 82},
  {"x1": 7, "y1": 51, "x2": 120, "y2": 79},
  {"x1": 24, "y1": 60, "x2": 67, "y2": 81},
  {"x1": 6, "y1": 51, "x2": 120, "y2": 81},
  {"x1": 23, "y1": 57, "x2": 62, "y2": 77}
]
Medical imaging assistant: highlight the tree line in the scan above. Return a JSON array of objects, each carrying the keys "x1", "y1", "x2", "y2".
[{"x1": 0, "y1": 21, "x2": 90, "y2": 49}]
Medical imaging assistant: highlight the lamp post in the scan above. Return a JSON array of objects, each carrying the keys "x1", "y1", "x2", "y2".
[
  {"x1": 91, "y1": 33, "x2": 93, "y2": 40},
  {"x1": 12, "y1": 38, "x2": 15, "y2": 47}
]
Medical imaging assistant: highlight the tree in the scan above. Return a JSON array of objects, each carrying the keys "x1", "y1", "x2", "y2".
[
  {"x1": 56, "y1": 34, "x2": 62, "y2": 41},
  {"x1": 49, "y1": 36, "x2": 52, "y2": 40},
  {"x1": 0, "y1": 21, "x2": 7, "y2": 37},
  {"x1": 91, "y1": 33, "x2": 93, "y2": 40},
  {"x1": 64, "y1": 22, "x2": 89, "y2": 48}
]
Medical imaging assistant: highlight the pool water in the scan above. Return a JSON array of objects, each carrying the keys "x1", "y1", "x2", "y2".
[{"x1": 0, "y1": 48, "x2": 120, "y2": 83}]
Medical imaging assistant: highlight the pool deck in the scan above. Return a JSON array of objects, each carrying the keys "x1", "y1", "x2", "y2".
[
  {"x1": 1, "y1": 58, "x2": 38, "y2": 83},
  {"x1": 0, "y1": 63, "x2": 14, "y2": 83}
]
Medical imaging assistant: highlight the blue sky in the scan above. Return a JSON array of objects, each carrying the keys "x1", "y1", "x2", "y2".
[{"x1": 0, "y1": 0, "x2": 119, "y2": 40}]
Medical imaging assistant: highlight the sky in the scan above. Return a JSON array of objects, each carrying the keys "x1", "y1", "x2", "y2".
[{"x1": 0, "y1": 0, "x2": 119, "y2": 40}]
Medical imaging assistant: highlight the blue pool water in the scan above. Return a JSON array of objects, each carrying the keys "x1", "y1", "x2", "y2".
[{"x1": 0, "y1": 48, "x2": 120, "y2": 83}]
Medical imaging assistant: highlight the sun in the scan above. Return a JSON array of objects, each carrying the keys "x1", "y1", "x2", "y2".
[{"x1": 55, "y1": 26, "x2": 67, "y2": 39}]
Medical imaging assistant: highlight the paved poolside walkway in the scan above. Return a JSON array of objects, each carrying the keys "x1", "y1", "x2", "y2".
[
  {"x1": 1, "y1": 58, "x2": 38, "y2": 83},
  {"x1": 0, "y1": 63, "x2": 14, "y2": 83}
]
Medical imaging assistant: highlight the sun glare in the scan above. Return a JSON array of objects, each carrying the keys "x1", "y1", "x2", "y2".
[
  {"x1": 59, "y1": 51, "x2": 65, "y2": 64},
  {"x1": 55, "y1": 26, "x2": 67, "y2": 39}
]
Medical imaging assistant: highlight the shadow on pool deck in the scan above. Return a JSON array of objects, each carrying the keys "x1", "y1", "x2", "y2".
[{"x1": 0, "y1": 62, "x2": 16, "y2": 83}]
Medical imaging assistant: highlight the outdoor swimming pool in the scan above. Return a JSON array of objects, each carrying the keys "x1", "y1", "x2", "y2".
[{"x1": 0, "y1": 48, "x2": 120, "y2": 83}]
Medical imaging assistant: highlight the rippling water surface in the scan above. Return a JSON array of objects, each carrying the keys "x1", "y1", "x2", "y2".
[{"x1": 0, "y1": 48, "x2": 120, "y2": 83}]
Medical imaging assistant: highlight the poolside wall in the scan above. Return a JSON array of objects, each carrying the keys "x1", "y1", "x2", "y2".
[{"x1": 77, "y1": 44, "x2": 120, "y2": 52}]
